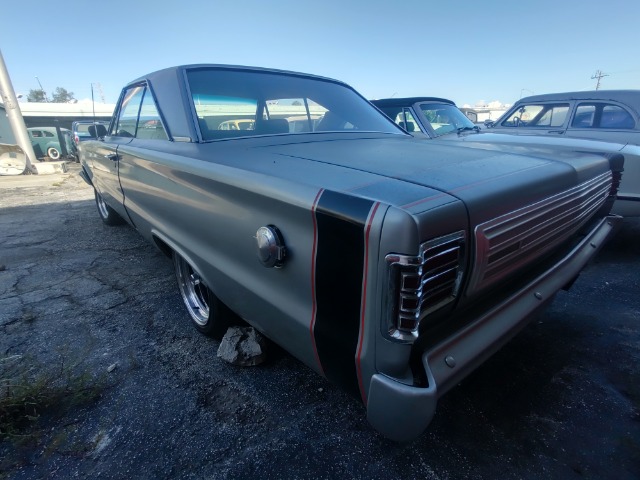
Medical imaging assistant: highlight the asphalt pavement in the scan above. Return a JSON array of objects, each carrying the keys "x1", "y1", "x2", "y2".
[{"x1": 1, "y1": 164, "x2": 638, "y2": 479}]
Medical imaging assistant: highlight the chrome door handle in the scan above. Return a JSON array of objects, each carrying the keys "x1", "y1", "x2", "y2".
[{"x1": 105, "y1": 153, "x2": 119, "y2": 161}]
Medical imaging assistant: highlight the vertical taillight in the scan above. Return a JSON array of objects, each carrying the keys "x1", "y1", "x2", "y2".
[{"x1": 386, "y1": 232, "x2": 465, "y2": 342}]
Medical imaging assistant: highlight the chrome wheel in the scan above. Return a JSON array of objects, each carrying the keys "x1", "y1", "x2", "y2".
[
  {"x1": 174, "y1": 254, "x2": 210, "y2": 327},
  {"x1": 94, "y1": 189, "x2": 124, "y2": 226},
  {"x1": 96, "y1": 192, "x2": 110, "y2": 219}
]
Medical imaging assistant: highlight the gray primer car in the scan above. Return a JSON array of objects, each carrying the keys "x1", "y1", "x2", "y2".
[
  {"x1": 80, "y1": 65, "x2": 622, "y2": 441},
  {"x1": 372, "y1": 97, "x2": 640, "y2": 217}
]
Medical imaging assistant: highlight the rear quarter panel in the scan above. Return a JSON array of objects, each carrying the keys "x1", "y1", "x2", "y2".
[{"x1": 116, "y1": 141, "x2": 397, "y2": 381}]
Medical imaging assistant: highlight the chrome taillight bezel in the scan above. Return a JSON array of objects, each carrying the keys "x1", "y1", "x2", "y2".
[{"x1": 385, "y1": 231, "x2": 466, "y2": 343}]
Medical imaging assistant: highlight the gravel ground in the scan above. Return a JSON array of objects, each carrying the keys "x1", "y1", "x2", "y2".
[{"x1": 0, "y1": 164, "x2": 639, "y2": 479}]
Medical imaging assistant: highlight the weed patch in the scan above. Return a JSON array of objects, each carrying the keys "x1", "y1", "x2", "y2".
[{"x1": 0, "y1": 353, "x2": 104, "y2": 442}]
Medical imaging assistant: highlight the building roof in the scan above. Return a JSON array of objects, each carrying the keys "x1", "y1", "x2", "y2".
[{"x1": 9, "y1": 101, "x2": 115, "y2": 118}]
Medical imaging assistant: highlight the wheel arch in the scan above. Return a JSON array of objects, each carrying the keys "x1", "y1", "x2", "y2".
[
  {"x1": 151, "y1": 230, "x2": 203, "y2": 280},
  {"x1": 152, "y1": 232, "x2": 174, "y2": 259}
]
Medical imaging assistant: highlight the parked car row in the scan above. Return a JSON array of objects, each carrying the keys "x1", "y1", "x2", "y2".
[
  {"x1": 25, "y1": 120, "x2": 110, "y2": 163},
  {"x1": 371, "y1": 95, "x2": 640, "y2": 217},
  {"x1": 78, "y1": 64, "x2": 627, "y2": 441},
  {"x1": 485, "y1": 90, "x2": 640, "y2": 144}
]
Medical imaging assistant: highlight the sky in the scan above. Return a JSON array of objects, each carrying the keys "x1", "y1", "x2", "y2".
[{"x1": 1, "y1": 0, "x2": 639, "y2": 108}]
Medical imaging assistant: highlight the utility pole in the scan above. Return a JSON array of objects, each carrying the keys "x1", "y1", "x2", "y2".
[
  {"x1": 591, "y1": 70, "x2": 609, "y2": 90},
  {"x1": 94, "y1": 82, "x2": 106, "y2": 103},
  {"x1": 0, "y1": 49, "x2": 38, "y2": 173}
]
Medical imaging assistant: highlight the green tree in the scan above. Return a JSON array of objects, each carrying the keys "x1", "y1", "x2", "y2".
[
  {"x1": 27, "y1": 88, "x2": 47, "y2": 102},
  {"x1": 27, "y1": 87, "x2": 76, "y2": 103},
  {"x1": 51, "y1": 87, "x2": 75, "y2": 103}
]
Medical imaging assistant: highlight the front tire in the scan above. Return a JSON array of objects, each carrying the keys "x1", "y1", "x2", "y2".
[
  {"x1": 94, "y1": 189, "x2": 124, "y2": 226},
  {"x1": 173, "y1": 252, "x2": 232, "y2": 338}
]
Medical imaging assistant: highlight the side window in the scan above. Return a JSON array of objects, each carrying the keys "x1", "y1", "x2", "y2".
[
  {"x1": 43, "y1": 130, "x2": 55, "y2": 137},
  {"x1": 111, "y1": 86, "x2": 145, "y2": 137},
  {"x1": 571, "y1": 103, "x2": 635, "y2": 129},
  {"x1": 502, "y1": 105, "x2": 543, "y2": 127},
  {"x1": 399, "y1": 108, "x2": 418, "y2": 132},
  {"x1": 536, "y1": 105, "x2": 569, "y2": 127},
  {"x1": 572, "y1": 105, "x2": 595, "y2": 127},
  {"x1": 600, "y1": 105, "x2": 634, "y2": 129},
  {"x1": 136, "y1": 89, "x2": 169, "y2": 140},
  {"x1": 501, "y1": 104, "x2": 569, "y2": 127}
]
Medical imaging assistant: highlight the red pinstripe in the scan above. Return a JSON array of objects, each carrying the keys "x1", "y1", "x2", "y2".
[
  {"x1": 309, "y1": 188, "x2": 325, "y2": 376},
  {"x1": 355, "y1": 201, "x2": 381, "y2": 405}
]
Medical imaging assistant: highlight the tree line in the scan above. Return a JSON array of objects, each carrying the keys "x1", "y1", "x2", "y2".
[{"x1": 27, "y1": 87, "x2": 75, "y2": 103}]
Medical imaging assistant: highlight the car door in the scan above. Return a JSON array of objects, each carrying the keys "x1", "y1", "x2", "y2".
[
  {"x1": 114, "y1": 84, "x2": 172, "y2": 236},
  {"x1": 91, "y1": 85, "x2": 145, "y2": 222}
]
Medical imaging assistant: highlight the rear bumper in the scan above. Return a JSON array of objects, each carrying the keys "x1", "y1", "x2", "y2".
[{"x1": 366, "y1": 214, "x2": 622, "y2": 442}]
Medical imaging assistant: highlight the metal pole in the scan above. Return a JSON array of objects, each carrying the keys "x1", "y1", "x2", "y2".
[
  {"x1": 55, "y1": 122, "x2": 68, "y2": 158},
  {"x1": 0, "y1": 49, "x2": 38, "y2": 173},
  {"x1": 35, "y1": 75, "x2": 48, "y2": 102},
  {"x1": 91, "y1": 83, "x2": 96, "y2": 120}
]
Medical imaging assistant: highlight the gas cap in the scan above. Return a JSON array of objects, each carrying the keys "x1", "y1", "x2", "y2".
[{"x1": 255, "y1": 225, "x2": 286, "y2": 268}]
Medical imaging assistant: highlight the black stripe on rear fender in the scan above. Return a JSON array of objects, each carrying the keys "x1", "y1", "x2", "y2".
[{"x1": 313, "y1": 190, "x2": 375, "y2": 400}]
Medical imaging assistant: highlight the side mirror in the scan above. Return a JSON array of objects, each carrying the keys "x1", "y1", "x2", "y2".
[{"x1": 483, "y1": 120, "x2": 494, "y2": 128}]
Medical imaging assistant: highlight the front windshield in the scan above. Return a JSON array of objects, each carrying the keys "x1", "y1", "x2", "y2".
[
  {"x1": 418, "y1": 103, "x2": 476, "y2": 136},
  {"x1": 187, "y1": 68, "x2": 403, "y2": 141}
]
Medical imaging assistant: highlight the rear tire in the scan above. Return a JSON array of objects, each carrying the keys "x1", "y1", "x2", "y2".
[
  {"x1": 173, "y1": 252, "x2": 232, "y2": 338},
  {"x1": 94, "y1": 189, "x2": 125, "y2": 226}
]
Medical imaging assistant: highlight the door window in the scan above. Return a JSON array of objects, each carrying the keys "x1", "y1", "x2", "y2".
[
  {"x1": 111, "y1": 85, "x2": 169, "y2": 140},
  {"x1": 502, "y1": 103, "x2": 569, "y2": 128},
  {"x1": 136, "y1": 89, "x2": 169, "y2": 140},
  {"x1": 111, "y1": 86, "x2": 145, "y2": 137}
]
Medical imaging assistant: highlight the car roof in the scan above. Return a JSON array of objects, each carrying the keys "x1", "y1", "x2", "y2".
[
  {"x1": 518, "y1": 90, "x2": 640, "y2": 113},
  {"x1": 127, "y1": 63, "x2": 348, "y2": 89},
  {"x1": 371, "y1": 97, "x2": 456, "y2": 107}
]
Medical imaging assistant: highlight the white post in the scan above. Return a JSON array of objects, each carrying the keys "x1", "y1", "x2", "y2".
[{"x1": 0, "y1": 49, "x2": 38, "y2": 174}]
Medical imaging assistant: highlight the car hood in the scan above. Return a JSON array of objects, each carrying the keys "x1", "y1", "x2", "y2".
[
  {"x1": 438, "y1": 130, "x2": 628, "y2": 152},
  {"x1": 253, "y1": 135, "x2": 613, "y2": 223}
]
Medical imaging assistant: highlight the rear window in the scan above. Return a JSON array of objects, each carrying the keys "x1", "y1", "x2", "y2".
[
  {"x1": 75, "y1": 124, "x2": 92, "y2": 137},
  {"x1": 186, "y1": 68, "x2": 401, "y2": 141}
]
